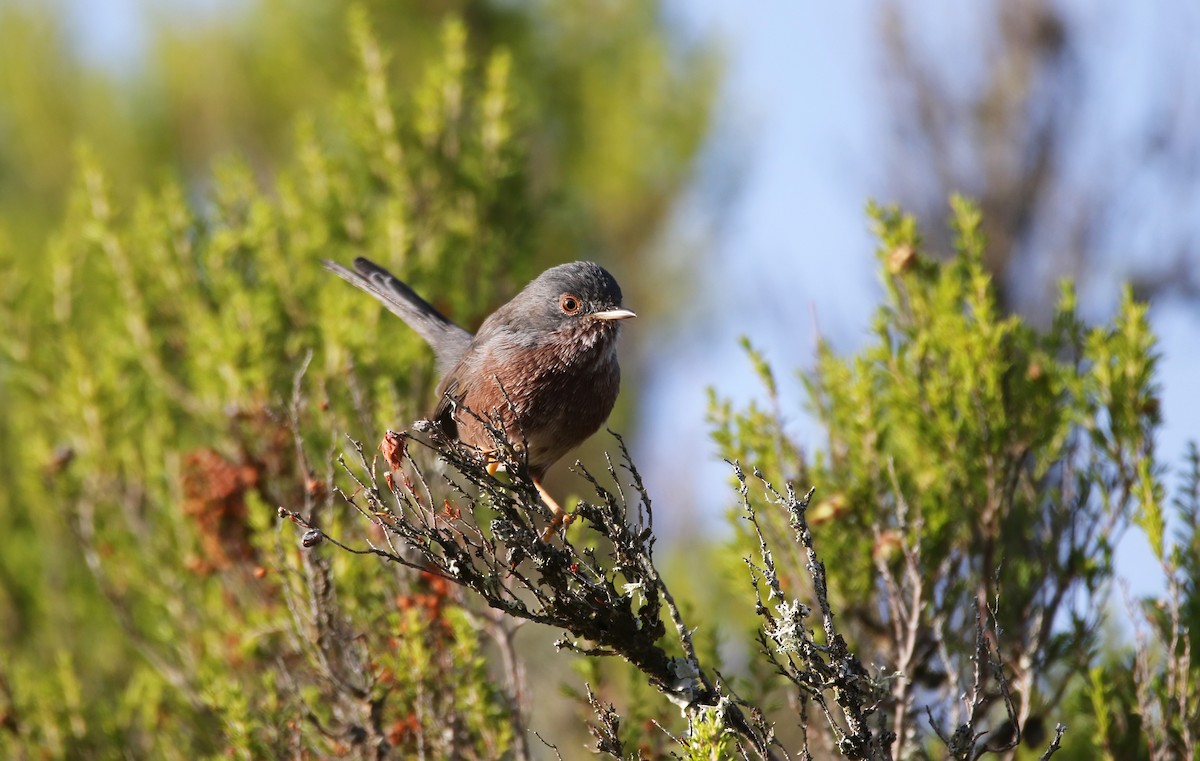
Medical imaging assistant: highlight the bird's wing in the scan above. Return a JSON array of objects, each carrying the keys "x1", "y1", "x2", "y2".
[
  {"x1": 430, "y1": 374, "x2": 461, "y2": 440},
  {"x1": 324, "y1": 257, "x2": 474, "y2": 373}
]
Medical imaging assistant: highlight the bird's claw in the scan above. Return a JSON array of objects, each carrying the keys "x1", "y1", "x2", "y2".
[{"x1": 539, "y1": 511, "x2": 575, "y2": 542}]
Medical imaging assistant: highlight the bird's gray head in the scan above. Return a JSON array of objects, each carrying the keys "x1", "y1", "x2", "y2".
[{"x1": 483, "y1": 261, "x2": 635, "y2": 350}]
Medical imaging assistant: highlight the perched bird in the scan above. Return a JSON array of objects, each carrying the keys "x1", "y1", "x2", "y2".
[{"x1": 324, "y1": 257, "x2": 635, "y2": 536}]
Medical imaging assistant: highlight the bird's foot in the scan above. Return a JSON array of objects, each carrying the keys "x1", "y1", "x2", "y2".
[
  {"x1": 534, "y1": 478, "x2": 575, "y2": 541},
  {"x1": 539, "y1": 511, "x2": 575, "y2": 542}
]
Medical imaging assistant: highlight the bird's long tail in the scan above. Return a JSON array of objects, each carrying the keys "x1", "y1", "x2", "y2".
[{"x1": 323, "y1": 257, "x2": 473, "y2": 373}]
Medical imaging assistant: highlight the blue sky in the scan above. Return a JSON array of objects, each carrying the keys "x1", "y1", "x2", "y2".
[{"x1": 64, "y1": 0, "x2": 1198, "y2": 598}]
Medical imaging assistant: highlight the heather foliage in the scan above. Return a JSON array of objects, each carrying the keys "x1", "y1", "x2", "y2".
[{"x1": 710, "y1": 199, "x2": 1197, "y2": 759}]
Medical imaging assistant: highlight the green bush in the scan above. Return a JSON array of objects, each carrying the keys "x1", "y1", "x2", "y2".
[{"x1": 710, "y1": 197, "x2": 1196, "y2": 758}]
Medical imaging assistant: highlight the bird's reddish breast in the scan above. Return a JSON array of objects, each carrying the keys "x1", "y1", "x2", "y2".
[{"x1": 448, "y1": 333, "x2": 621, "y2": 476}]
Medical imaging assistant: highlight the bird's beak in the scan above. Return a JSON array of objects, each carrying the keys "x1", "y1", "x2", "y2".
[{"x1": 591, "y1": 308, "x2": 637, "y2": 321}]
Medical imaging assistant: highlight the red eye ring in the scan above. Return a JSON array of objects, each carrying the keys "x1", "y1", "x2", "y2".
[{"x1": 560, "y1": 293, "x2": 582, "y2": 315}]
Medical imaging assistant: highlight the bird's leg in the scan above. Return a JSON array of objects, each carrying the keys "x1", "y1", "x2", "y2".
[
  {"x1": 535, "y1": 478, "x2": 573, "y2": 541},
  {"x1": 480, "y1": 447, "x2": 507, "y2": 477},
  {"x1": 479, "y1": 449, "x2": 570, "y2": 539}
]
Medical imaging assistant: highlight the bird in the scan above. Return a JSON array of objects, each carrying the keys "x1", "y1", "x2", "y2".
[{"x1": 324, "y1": 257, "x2": 636, "y2": 537}]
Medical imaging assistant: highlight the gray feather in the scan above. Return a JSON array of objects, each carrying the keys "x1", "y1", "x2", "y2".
[{"x1": 323, "y1": 257, "x2": 473, "y2": 374}]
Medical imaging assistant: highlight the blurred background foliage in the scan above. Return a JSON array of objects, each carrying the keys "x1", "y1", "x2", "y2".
[
  {"x1": 0, "y1": 0, "x2": 715, "y2": 755},
  {"x1": 0, "y1": 0, "x2": 714, "y2": 261}
]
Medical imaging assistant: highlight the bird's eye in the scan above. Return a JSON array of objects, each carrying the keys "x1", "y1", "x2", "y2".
[{"x1": 559, "y1": 294, "x2": 582, "y2": 315}]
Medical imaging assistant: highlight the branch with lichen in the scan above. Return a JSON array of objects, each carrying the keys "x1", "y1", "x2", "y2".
[
  {"x1": 280, "y1": 407, "x2": 780, "y2": 759},
  {"x1": 736, "y1": 463, "x2": 893, "y2": 760},
  {"x1": 734, "y1": 461, "x2": 1072, "y2": 761}
]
